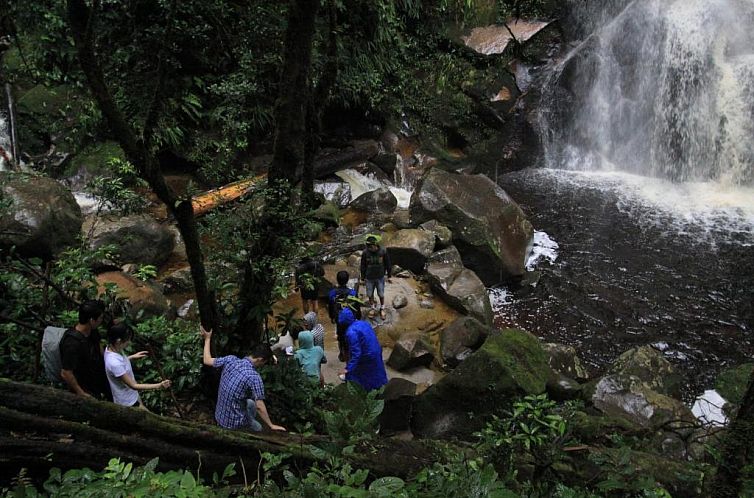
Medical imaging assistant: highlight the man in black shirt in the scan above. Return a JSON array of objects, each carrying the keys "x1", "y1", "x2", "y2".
[{"x1": 59, "y1": 300, "x2": 112, "y2": 400}]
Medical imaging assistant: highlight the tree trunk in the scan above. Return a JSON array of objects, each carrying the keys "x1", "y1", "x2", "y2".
[
  {"x1": 268, "y1": 0, "x2": 320, "y2": 186},
  {"x1": 711, "y1": 369, "x2": 754, "y2": 497},
  {"x1": 0, "y1": 380, "x2": 440, "y2": 483},
  {"x1": 66, "y1": 0, "x2": 216, "y2": 330}
]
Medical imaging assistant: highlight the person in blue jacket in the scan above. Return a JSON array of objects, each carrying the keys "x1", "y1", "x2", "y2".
[{"x1": 337, "y1": 308, "x2": 388, "y2": 391}]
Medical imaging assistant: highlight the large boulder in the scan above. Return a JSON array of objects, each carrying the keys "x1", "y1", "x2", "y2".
[
  {"x1": 440, "y1": 316, "x2": 490, "y2": 367},
  {"x1": 419, "y1": 220, "x2": 453, "y2": 249},
  {"x1": 349, "y1": 187, "x2": 397, "y2": 215},
  {"x1": 542, "y1": 343, "x2": 589, "y2": 381},
  {"x1": 386, "y1": 333, "x2": 435, "y2": 371},
  {"x1": 0, "y1": 173, "x2": 82, "y2": 259},
  {"x1": 96, "y1": 271, "x2": 172, "y2": 320},
  {"x1": 584, "y1": 374, "x2": 695, "y2": 429},
  {"x1": 608, "y1": 345, "x2": 682, "y2": 398},
  {"x1": 425, "y1": 261, "x2": 493, "y2": 326},
  {"x1": 410, "y1": 168, "x2": 533, "y2": 285},
  {"x1": 378, "y1": 378, "x2": 417, "y2": 434},
  {"x1": 411, "y1": 328, "x2": 551, "y2": 438},
  {"x1": 90, "y1": 215, "x2": 175, "y2": 268},
  {"x1": 383, "y1": 229, "x2": 435, "y2": 274}
]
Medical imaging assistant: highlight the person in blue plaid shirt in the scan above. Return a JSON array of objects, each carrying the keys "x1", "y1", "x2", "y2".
[{"x1": 201, "y1": 325, "x2": 286, "y2": 432}]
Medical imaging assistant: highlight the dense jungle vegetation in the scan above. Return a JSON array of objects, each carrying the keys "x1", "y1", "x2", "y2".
[{"x1": 1, "y1": 0, "x2": 754, "y2": 496}]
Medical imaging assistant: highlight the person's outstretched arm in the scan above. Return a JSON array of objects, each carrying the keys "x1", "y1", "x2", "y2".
[
  {"x1": 120, "y1": 373, "x2": 171, "y2": 391},
  {"x1": 200, "y1": 325, "x2": 215, "y2": 367},
  {"x1": 255, "y1": 399, "x2": 286, "y2": 431}
]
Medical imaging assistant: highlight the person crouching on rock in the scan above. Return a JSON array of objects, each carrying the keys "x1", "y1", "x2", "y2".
[
  {"x1": 201, "y1": 325, "x2": 286, "y2": 432},
  {"x1": 337, "y1": 308, "x2": 388, "y2": 391},
  {"x1": 104, "y1": 323, "x2": 172, "y2": 408}
]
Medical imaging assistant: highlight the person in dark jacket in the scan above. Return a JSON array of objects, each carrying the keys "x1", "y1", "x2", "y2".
[
  {"x1": 328, "y1": 270, "x2": 361, "y2": 362},
  {"x1": 295, "y1": 256, "x2": 324, "y2": 314},
  {"x1": 359, "y1": 235, "x2": 391, "y2": 320},
  {"x1": 337, "y1": 308, "x2": 388, "y2": 391}
]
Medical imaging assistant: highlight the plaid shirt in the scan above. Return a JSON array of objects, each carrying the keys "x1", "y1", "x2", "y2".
[{"x1": 214, "y1": 355, "x2": 265, "y2": 429}]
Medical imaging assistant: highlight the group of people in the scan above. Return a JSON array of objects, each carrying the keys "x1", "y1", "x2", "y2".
[
  {"x1": 58, "y1": 299, "x2": 172, "y2": 407},
  {"x1": 56, "y1": 235, "x2": 393, "y2": 434}
]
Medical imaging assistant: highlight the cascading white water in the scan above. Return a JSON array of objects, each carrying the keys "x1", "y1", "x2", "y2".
[
  {"x1": 541, "y1": 0, "x2": 754, "y2": 186},
  {"x1": 0, "y1": 113, "x2": 11, "y2": 171}
]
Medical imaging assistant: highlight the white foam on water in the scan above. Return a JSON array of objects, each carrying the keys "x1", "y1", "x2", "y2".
[
  {"x1": 534, "y1": 169, "x2": 754, "y2": 246},
  {"x1": 526, "y1": 231, "x2": 559, "y2": 270},
  {"x1": 691, "y1": 389, "x2": 728, "y2": 426},
  {"x1": 74, "y1": 192, "x2": 104, "y2": 216},
  {"x1": 0, "y1": 113, "x2": 10, "y2": 171},
  {"x1": 488, "y1": 286, "x2": 514, "y2": 314},
  {"x1": 335, "y1": 168, "x2": 413, "y2": 209}
]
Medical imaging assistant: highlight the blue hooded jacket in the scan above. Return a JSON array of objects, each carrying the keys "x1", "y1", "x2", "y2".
[{"x1": 338, "y1": 309, "x2": 388, "y2": 391}]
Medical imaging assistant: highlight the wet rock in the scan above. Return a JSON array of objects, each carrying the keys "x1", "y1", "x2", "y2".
[
  {"x1": 392, "y1": 294, "x2": 409, "y2": 309},
  {"x1": 440, "y1": 316, "x2": 490, "y2": 368},
  {"x1": 383, "y1": 228, "x2": 435, "y2": 273},
  {"x1": 373, "y1": 129, "x2": 400, "y2": 177},
  {"x1": 419, "y1": 220, "x2": 453, "y2": 249},
  {"x1": 90, "y1": 215, "x2": 175, "y2": 268},
  {"x1": 349, "y1": 187, "x2": 397, "y2": 215},
  {"x1": 585, "y1": 374, "x2": 695, "y2": 428},
  {"x1": 542, "y1": 343, "x2": 589, "y2": 381},
  {"x1": 378, "y1": 378, "x2": 417, "y2": 434},
  {"x1": 65, "y1": 141, "x2": 126, "y2": 182},
  {"x1": 313, "y1": 139, "x2": 379, "y2": 179},
  {"x1": 428, "y1": 246, "x2": 464, "y2": 266},
  {"x1": 312, "y1": 200, "x2": 341, "y2": 226},
  {"x1": 161, "y1": 266, "x2": 194, "y2": 294},
  {"x1": 412, "y1": 328, "x2": 551, "y2": 438},
  {"x1": 347, "y1": 253, "x2": 360, "y2": 267},
  {"x1": 546, "y1": 372, "x2": 583, "y2": 402},
  {"x1": 0, "y1": 173, "x2": 82, "y2": 259},
  {"x1": 96, "y1": 271, "x2": 173, "y2": 320},
  {"x1": 425, "y1": 262, "x2": 493, "y2": 326},
  {"x1": 387, "y1": 333, "x2": 435, "y2": 371},
  {"x1": 462, "y1": 20, "x2": 553, "y2": 56},
  {"x1": 392, "y1": 208, "x2": 413, "y2": 229},
  {"x1": 419, "y1": 299, "x2": 434, "y2": 309},
  {"x1": 608, "y1": 345, "x2": 682, "y2": 398},
  {"x1": 410, "y1": 168, "x2": 533, "y2": 285}
]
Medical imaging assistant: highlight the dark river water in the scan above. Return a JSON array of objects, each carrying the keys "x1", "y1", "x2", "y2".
[{"x1": 493, "y1": 168, "x2": 754, "y2": 399}]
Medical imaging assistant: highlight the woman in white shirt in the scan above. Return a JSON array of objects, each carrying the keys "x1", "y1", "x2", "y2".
[{"x1": 104, "y1": 323, "x2": 171, "y2": 408}]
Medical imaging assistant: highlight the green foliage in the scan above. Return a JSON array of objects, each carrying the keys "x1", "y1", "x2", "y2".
[
  {"x1": 258, "y1": 356, "x2": 327, "y2": 432},
  {"x1": 131, "y1": 316, "x2": 203, "y2": 414},
  {"x1": 134, "y1": 265, "x2": 158, "y2": 282},
  {"x1": 589, "y1": 447, "x2": 671, "y2": 497},
  {"x1": 475, "y1": 394, "x2": 573, "y2": 483},
  {"x1": 321, "y1": 382, "x2": 384, "y2": 447},
  {"x1": 2, "y1": 458, "x2": 224, "y2": 497}
]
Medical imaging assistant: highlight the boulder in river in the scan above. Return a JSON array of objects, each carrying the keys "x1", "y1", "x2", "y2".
[
  {"x1": 349, "y1": 186, "x2": 397, "y2": 215},
  {"x1": 440, "y1": 316, "x2": 490, "y2": 367},
  {"x1": 0, "y1": 173, "x2": 82, "y2": 259},
  {"x1": 96, "y1": 271, "x2": 173, "y2": 320},
  {"x1": 387, "y1": 333, "x2": 435, "y2": 371},
  {"x1": 425, "y1": 259, "x2": 493, "y2": 326},
  {"x1": 410, "y1": 167, "x2": 533, "y2": 285}
]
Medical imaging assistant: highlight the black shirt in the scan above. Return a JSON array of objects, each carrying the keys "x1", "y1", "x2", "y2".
[{"x1": 59, "y1": 328, "x2": 112, "y2": 400}]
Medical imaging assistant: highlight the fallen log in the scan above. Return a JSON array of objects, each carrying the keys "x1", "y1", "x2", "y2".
[{"x1": 0, "y1": 379, "x2": 440, "y2": 484}]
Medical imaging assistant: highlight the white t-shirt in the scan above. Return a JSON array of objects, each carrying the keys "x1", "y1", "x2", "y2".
[{"x1": 104, "y1": 348, "x2": 140, "y2": 406}]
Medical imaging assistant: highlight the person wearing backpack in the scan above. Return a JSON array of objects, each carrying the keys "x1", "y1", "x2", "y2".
[
  {"x1": 360, "y1": 234, "x2": 391, "y2": 320},
  {"x1": 59, "y1": 300, "x2": 112, "y2": 400},
  {"x1": 295, "y1": 255, "x2": 325, "y2": 314},
  {"x1": 328, "y1": 270, "x2": 361, "y2": 362}
]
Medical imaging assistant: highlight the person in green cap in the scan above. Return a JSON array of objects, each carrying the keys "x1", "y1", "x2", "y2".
[{"x1": 360, "y1": 234, "x2": 391, "y2": 320}]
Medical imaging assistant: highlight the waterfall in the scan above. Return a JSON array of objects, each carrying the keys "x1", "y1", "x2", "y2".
[
  {"x1": 540, "y1": 0, "x2": 754, "y2": 186},
  {"x1": 0, "y1": 113, "x2": 10, "y2": 171}
]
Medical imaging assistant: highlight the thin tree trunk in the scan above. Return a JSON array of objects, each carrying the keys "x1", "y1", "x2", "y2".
[{"x1": 66, "y1": 0, "x2": 216, "y2": 330}]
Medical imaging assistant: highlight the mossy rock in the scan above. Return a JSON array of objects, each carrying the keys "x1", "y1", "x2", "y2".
[
  {"x1": 411, "y1": 328, "x2": 551, "y2": 438},
  {"x1": 715, "y1": 363, "x2": 754, "y2": 406},
  {"x1": 66, "y1": 141, "x2": 126, "y2": 178},
  {"x1": 17, "y1": 84, "x2": 74, "y2": 117},
  {"x1": 311, "y1": 200, "x2": 341, "y2": 227}
]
